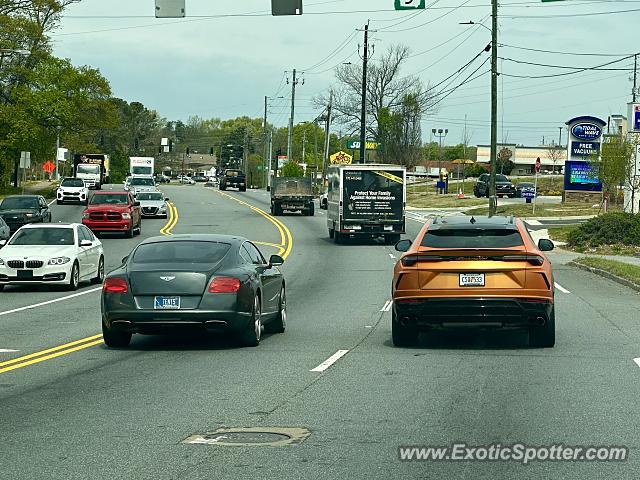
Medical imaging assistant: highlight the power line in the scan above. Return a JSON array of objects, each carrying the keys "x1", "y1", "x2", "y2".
[
  {"x1": 500, "y1": 57, "x2": 634, "y2": 72},
  {"x1": 499, "y1": 43, "x2": 636, "y2": 57},
  {"x1": 380, "y1": 0, "x2": 476, "y2": 34},
  {"x1": 502, "y1": 53, "x2": 637, "y2": 79},
  {"x1": 303, "y1": 30, "x2": 357, "y2": 72},
  {"x1": 501, "y1": 7, "x2": 640, "y2": 18}
]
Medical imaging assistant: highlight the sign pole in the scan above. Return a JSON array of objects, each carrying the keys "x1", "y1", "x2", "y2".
[{"x1": 533, "y1": 171, "x2": 539, "y2": 215}]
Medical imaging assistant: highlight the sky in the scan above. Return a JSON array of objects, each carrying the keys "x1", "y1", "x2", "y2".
[{"x1": 51, "y1": 0, "x2": 638, "y2": 148}]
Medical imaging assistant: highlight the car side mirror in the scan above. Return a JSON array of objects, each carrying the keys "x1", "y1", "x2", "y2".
[
  {"x1": 164, "y1": 197, "x2": 170, "y2": 201},
  {"x1": 80, "y1": 239, "x2": 92, "y2": 247},
  {"x1": 395, "y1": 239, "x2": 412, "y2": 252},
  {"x1": 121, "y1": 256, "x2": 128, "y2": 264},
  {"x1": 538, "y1": 238, "x2": 555, "y2": 252},
  {"x1": 269, "y1": 254, "x2": 284, "y2": 267},
  {"x1": 0, "y1": 240, "x2": 6, "y2": 247},
  {"x1": 133, "y1": 201, "x2": 140, "y2": 206}
]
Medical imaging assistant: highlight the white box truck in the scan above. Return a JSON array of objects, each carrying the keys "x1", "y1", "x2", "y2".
[
  {"x1": 326, "y1": 164, "x2": 406, "y2": 244},
  {"x1": 129, "y1": 157, "x2": 155, "y2": 177}
]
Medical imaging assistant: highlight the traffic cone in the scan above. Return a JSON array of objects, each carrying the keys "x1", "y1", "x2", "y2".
[{"x1": 457, "y1": 188, "x2": 465, "y2": 199}]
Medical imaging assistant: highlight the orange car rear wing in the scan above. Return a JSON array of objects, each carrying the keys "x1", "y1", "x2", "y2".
[{"x1": 401, "y1": 253, "x2": 545, "y2": 267}]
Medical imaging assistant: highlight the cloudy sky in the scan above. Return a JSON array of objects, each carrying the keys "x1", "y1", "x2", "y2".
[{"x1": 51, "y1": 0, "x2": 637, "y2": 147}]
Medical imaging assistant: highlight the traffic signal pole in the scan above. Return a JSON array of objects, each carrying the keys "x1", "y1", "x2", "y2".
[{"x1": 359, "y1": 22, "x2": 370, "y2": 164}]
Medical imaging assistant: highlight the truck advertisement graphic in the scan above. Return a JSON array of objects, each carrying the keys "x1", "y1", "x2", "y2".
[{"x1": 343, "y1": 169, "x2": 404, "y2": 222}]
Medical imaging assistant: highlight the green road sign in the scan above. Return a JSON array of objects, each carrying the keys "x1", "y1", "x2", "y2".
[{"x1": 395, "y1": 0, "x2": 426, "y2": 10}]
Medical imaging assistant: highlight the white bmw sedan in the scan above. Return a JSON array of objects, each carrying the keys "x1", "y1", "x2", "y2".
[{"x1": 0, "y1": 223, "x2": 104, "y2": 291}]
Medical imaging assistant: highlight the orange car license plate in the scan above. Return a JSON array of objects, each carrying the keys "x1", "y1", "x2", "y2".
[{"x1": 459, "y1": 273, "x2": 485, "y2": 287}]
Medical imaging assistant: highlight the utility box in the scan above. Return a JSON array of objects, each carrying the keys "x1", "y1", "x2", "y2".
[
  {"x1": 272, "y1": 0, "x2": 303, "y2": 15},
  {"x1": 155, "y1": 0, "x2": 185, "y2": 18}
]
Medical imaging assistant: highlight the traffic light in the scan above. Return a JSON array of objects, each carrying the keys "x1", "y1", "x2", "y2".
[
  {"x1": 271, "y1": 0, "x2": 303, "y2": 15},
  {"x1": 186, "y1": 147, "x2": 190, "y2": 156},
  {"x1": 158, "y1": 146, "x2": 162, "y2": 154},
  {"x1": 210, "y1": 147, "x2": 214, "y2": 155},
  {"x1": 275, "y1": 147, "x2": 282, "y2": 157},
  {"x1": 168, "y1": 139, "x2": 173, "y2": 152}
]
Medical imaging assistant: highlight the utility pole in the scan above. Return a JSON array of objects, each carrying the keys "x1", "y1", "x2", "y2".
[
  {"x1": 267, "y1": 130, "x2": 273, "y2": 191},
  {"x1": 287, "y1": 69, "x2": 301, "y2": 162},
  {"x1": 263, "y1": 95, "x2": 268, "y2": 188},
  {"x1": 488, "y1": 0, "x2": 499, "y2": 216},
  {"x1": 322, "y1": 91, "x2": 333, "y2": 186},
  {"x1": 55, "y1": 125, "x2": 62, "y2": 181},
  {"x1": 359, "y1": 22, "x2": 370, "y2": 164},
  {"x1": 633, "y1": 54, "x2": 638, "y2": 102},
  {"x1": 558, "y1": 126, "x2": 563, "y2": 147},
  {"x1": 243, "y1": 129, "x2": 248, "y2": 176}
]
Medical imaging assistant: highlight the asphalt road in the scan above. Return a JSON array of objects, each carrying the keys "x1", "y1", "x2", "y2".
[{"x1": 1, "y1": 184, "x2": 639, "y2": 479}]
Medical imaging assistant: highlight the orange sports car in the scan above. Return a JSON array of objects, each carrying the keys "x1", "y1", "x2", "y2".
[{"x1": 392, "y1": 215, "x2": 555, "y2": 348}]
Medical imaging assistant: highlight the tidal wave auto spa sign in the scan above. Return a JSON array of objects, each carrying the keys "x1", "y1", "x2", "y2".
[{"x1": 564, "y1": 116, "x2": 605, "y2": 192}]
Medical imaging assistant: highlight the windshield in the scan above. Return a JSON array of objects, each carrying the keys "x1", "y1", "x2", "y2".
[
  {"x1": 132, "y1": 166, "x2": 152, "y2": 175},
  {"x1": 225, "y1": 170, "x2": 242, "y2": 177},
  {"x1": 0, "y1": 197, "x2": 39, "y2": 210},
  {"x1": 130, "y1": 178, "x2": 155, "y2": 186},
  {"x1": 421, "y1": 228, "x2": 524, "y2": 249},
  {"x1": 90, "y1": 194, "x2": 128, "y2": 205},
  {"x1": 132, "y1": 241, "x2": 231, "y2": 265},
  {"x1": 519, "y1": 183, "x2": 534, "y2": 188},
  {"x1": 496, "y1": 175, "x2": 510, "y2": 183},
  {"x1": 76, "y1": 164, "x2": 100, "y2": 175},
  {"x1": 137, "y1": 193, "x2": 163, "y2": 201},
  {"x1": 61, "y1": 178, "x2": 85, "y2": 187},
  {"x1": 9, "y1": 227, "x2": 74, "y2": 246}
]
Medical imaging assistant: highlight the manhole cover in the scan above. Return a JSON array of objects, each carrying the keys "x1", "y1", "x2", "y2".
[{"x1": 183, "y1": 427, "x2": 310, "y2": 447}]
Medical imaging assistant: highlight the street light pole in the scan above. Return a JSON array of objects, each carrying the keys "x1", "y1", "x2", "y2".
[{"x1": 55, "y1": 125, "x2": 62, "y2": 181}]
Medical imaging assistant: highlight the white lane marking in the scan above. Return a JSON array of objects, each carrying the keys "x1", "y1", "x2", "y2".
[
  {"x1": 554, "y1": 282, "x2": 571, "y2": 294},
  {"x1": 389, "y1": 253, "x2": 396, "y2": 259},
  {"x1": 526, "y1": 219, "x2": 542, "y2": 226},
  {"x1": 0, "y1": 349, "x2": 19, "y2": 353},
  {"x1": 634, "y1": 358, "x2": 640, "y2": 369},
  {"x1": 380, "y1": 300, "x2": 393, "y2": 312},
  {"x1": 310, "y1": 350, "x2": 350, "y2": 373},
  {"x1": 0, "y1": 287, "x2": 102, "y2": 317}
]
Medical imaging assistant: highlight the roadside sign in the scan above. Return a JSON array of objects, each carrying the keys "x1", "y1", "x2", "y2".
[
  {"x1": 635, "y1": 144, "x2": 640, "y2": 177},
  {"x1": 330, "y1": 151, "x2": 353, "y2": 165},
  {"x1": 56, "y1": 147, "x2": 68, "y2": 162},
  {"x1": 43, "y1": 160, "x2": 55, "y2": 174},
  {"x1": 394, "y1": 0, "x2": 426, "y2": 10},
  {"x1": 19, "y1": 151, "x2": 31, "y2": 169},
  {"x1": 522, "y1": 190, "x2": 536, "y2": 199},
  {"x1": 155, "y1": 0, "x2": 185, "y2": 18},
  {"x1": 346, "y1": 140, "x2": 382, "y2": 150},
  {"x1": 272, "y1": 0, "x2": 303, "y2": 15},
  {"x1": 535, "y1": 157, "x2": 541, "y2": 173}
]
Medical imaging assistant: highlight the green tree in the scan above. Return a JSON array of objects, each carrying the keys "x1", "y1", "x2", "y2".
[{"x1": 281, "y1": 161, "x2": 304, "y2": 177}]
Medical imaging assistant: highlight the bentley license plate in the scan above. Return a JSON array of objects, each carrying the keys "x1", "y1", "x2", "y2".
[
  {"x1": 154, "y1": 296, "x2": 180, "y2": 309},
  {"x1": 459, "y1": 273, "x2": 485, "y2": 287}
]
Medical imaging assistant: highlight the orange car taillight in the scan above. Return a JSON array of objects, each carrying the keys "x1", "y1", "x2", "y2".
[
  {"x1": 501, "y1": 254, "x2": 545, "y2": 266},
  {"x1": 401, "y1": 255, "x2": 443, "y2": 267},
  {"x1": 208, "y1": 277, "x2": 241, "y2": 293},
  {"x1": 103, "y1": 277, "x2": 128, "y2": 294}
]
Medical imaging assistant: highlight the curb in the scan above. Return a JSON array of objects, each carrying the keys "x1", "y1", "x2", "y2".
[{"x1": 569, "y1": 261, "x2": 640, "y2": 293}]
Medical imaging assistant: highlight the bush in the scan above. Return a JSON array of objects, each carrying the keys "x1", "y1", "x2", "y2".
[
  {"x1": 567, "y1": 213, "x2": 640, "y2": 248},
  {"x1": 464, "y1": 163, "x2": 488, "y2": 177},
  {"x1": 281, "y1": 161, "x2": 304, "y2": 177}
]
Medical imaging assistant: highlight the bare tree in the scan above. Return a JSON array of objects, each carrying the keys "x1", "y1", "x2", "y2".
[{"x1": 317, "y1": 45, "x2": 437, "y2": 141}]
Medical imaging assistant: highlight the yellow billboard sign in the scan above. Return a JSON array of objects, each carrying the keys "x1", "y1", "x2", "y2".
[{"x1": 330, "y1": 151, "x2": 353, "y2": 165}]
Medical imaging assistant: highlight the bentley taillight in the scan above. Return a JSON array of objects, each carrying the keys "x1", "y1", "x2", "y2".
[
  {"x1": 103, "y1": 277, "x2": 128, "y2": 294},
  {"x1": 208, "y1": 277, "x2": 241, "y2": 293}
]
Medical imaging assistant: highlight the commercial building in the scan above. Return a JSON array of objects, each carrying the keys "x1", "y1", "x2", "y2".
[{"x1": 476, "y1": 144, "x2": 567, "y2": 175}]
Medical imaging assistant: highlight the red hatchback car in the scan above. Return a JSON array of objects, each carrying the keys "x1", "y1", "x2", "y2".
[{"x1": 82, "y1": 192, "x2": 142, "y2": 237}]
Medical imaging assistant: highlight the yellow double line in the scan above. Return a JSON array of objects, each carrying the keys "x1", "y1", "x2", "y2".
[
  {"x1": 0, "y1": 334, "x2": 103, "y2": 374},
  {"x1": 216, "y1": 191, "x2": 293, "y2": 260},
  {"x1": 1, "y1": 204, "x2": 181, "y2": 375},
  {"x1": 160, "y1": 202, "x2": 179, "y2": 236}
]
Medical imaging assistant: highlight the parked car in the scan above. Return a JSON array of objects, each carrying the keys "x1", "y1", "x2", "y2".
[
  {"x1": 100, "y1": 234, "x2": 286, "y2": 348},
  {"x1": 136, "y1": 192, "x2": 169, "y2": 218},
  {"x1": 154, "y1": 174, "x2": 171, "y2": 184},
  {"x1": 392, "y1": 215, "x2": 555, "y2": 348},
  {"x1": 57, "y1": 177, "x2": 89, "y2": 205},
  {"x1": 473, "y1": 173, "x2": 517, "y2": 198},
  {"x1": 0, "y1": 223, "x2": 104, "y2": 291},
  {"x1": 179, "y1": 176, "x2": 196, "y2": 185},
  {"x1": 0, "y1": 216, "x2": 10, "y2": 242},
  {"x1": 192, "y1": 175, "x2": 208, "y2": 183},
  {"x1": 82, "y1": 191, "x2": 142, "y2": 238},
  {"x1": 516, "y1": 182, "x2": 537, "y2": 198},
  {"x1": 0, "y1": 195, "x2": 52, "y2": 233}
]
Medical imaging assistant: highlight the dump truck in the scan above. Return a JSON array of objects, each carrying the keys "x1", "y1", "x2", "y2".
[{"x1": 270, "y1": 177, "x2": 314, "y2": 216}]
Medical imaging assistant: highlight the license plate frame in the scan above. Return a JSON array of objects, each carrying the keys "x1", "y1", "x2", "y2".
[
  {"x1": 17, "y1": 270, "x2": 33, "y2": 279},
  {"x1": 154, "y1": 296, "x2": 181, "y2": 310},
  {"x1": 459, "y1": 273, "x2": 485, "y2": 287}
]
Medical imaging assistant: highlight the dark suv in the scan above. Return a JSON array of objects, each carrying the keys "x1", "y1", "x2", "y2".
[
  {"x1": 219, "y1": 169, "x2": 246, "y2": 192},
  {"x1": 474, "y1": 173, "x2": 516, "y2": 198},
  {"x1": 0, "y1": 195, "x2": 52, "y2": 233}
]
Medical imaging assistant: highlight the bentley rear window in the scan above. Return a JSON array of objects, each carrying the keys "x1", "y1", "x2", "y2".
[{"x1": 132, "y1": 241, "x2": 231, "y2": 265}]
